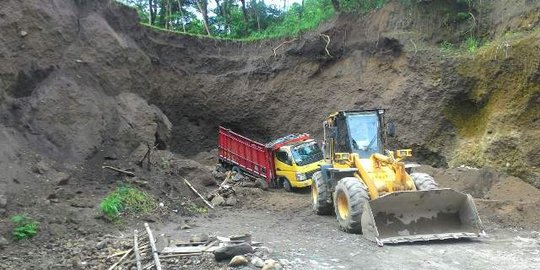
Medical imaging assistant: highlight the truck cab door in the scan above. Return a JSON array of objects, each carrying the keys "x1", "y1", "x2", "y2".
[{"x1": 274, "y1": 150, "x2": 296, "y2": 184}]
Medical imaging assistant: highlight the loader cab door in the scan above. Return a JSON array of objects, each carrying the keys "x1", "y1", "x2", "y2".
[{"x1": 345, "y1": 112, "x2": 383, "y2": 158}]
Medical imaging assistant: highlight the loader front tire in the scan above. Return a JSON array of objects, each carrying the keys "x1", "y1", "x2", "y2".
[
  {"x1": 311, "y1": 172, "x2": 333, "y2": 215},
  {"x1": 411, "y1": 173, "x2": 439, "y2": 190},
  {"x1": 334, "y1": 177, "x2": 369, "y2": 234}
]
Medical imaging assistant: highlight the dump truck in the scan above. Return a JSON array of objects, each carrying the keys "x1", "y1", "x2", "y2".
[
  {"x1": 311, "y1": 110, "x2": 485, "y2": 245},
  {"x1": 218, "y1": 126, "x2": 325, "y2": 191}
]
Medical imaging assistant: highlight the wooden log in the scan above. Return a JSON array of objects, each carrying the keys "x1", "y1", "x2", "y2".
[
  {"x1": 183, "y1": 178, "x2": 214, "y2": 209},
  {"x1": 160, "y1": 246, "x2": 204, "y2": 254},
  {"x1": 134, "y1": 230, "x2": 143, "y2": 270},
  {"x1": 107, "y1": 248, "x2": 132, "y2": 270},
  {"x1": 144, "y1": 223, "x2": 162, "y2": 270},
  {"x1": 102, "y1": 166, "x2": 135, "y2": 177}
]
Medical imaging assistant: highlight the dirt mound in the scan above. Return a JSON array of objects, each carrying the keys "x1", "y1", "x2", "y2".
[{"x1": 418, "y1": 165, "x2": 540, "y2": 229}]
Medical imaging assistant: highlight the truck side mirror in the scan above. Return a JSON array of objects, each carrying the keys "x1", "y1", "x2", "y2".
[{"x1": 387, "y1": 122, "x2": 396, "y2": 137}]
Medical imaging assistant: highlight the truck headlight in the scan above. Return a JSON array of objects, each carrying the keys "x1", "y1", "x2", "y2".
[{"x1": 296, "y1": 173, "x2": 307, "y2": 181}]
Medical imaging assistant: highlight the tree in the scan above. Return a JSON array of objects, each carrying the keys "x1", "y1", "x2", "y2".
[{"x1": 195, "y1": 0, "x2": 212, "y2": 35}]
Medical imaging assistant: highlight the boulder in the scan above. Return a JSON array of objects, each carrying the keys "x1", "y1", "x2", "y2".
[
  {"x1": 251, "y1": 256, "x2": 264, "y2": 267},
  {"x1": 261, "y1": 259, "x2": 282, "y2": 270},
  {"x1": 213, "y1": 242, "x2": 253, "y2": 261},
  {"x1": 190, "y1": 233, "x2": 209, "y2": 243},
  {"x1": 211, "y1": 195, "x2": 225, "y2": 206},
  {"x1": 224, "y1": 196, "x2": 238, "y2": 206},
  {"x1": 229, "y1": 255, "x2": 249, "y2": 267},
  {"x1": 55, "y1": 172, "x2": 71, "y2": 186}
]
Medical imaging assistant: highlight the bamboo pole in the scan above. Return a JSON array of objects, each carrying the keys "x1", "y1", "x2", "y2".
[{"x1": 144, "y1": 223, "x2": 162, "y2": 270}]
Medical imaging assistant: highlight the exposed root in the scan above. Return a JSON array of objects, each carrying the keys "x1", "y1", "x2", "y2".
[
  {"x1": 272, "y1": 38, "x2": 298, "y2": 57},
  {"x1": 320, "y1": 34, "x2": 332, "y2": 57}
]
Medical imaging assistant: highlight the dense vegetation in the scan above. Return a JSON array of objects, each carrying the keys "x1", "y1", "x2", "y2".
[
  {"x1": 116, "y1": 0, "x2": 405, "y2": 39},
  {"x1": 99, "y1": 185, "x2": 156, "y2": 221},
  {"x1": 118, "y1": 0, "x2": 482, "y2": 41}
]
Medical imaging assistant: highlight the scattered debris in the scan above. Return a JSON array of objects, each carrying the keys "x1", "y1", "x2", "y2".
[{"x1": 102, "y1": 166, "x2": 135, "y2": 177}]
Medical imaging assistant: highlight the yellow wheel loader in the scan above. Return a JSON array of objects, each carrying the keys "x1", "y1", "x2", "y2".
[{"x1": 311, "y1": 110, "x2": 485, "y2": 245}]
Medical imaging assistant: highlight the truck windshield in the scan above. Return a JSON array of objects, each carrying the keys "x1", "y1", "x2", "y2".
[
  {"x1": 346, "y1": 113, "x2": 381, "y2": 158},
  {"x1": 291, "y1": 141, "x2": 323, "y2": 166}
]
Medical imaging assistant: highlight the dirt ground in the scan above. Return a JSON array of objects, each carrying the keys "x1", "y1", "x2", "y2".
[{"x1": 157, "y1": 189, "x2": 540, "y2": 270}]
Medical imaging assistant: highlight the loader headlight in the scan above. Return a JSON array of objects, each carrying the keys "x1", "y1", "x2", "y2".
[{"x1": 296, "y1": 173, "x2": 307, "y2": 181}]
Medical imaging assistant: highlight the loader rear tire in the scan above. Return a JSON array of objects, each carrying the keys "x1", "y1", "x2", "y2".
[
  {"x1": 334, "y1": 177, "x2": 369, "y2": 234},
  {"x1": 411, "y1": 173, "x2": 439, "y2": 190},
  {"x1": 311, "y1": 172, "x2": 333, "y2": 215}
]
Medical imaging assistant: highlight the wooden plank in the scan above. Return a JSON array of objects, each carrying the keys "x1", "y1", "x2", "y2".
[
  {"x1": 107, "y1": 248, "x2": 132, "y2": 270},
  {"x1": 134, "y1": 230, "x2": 142, "y2": 270},
  {"x1": 144, "y1": 223, "x2": 162, "y2": 270},
  {"x1": 102, "y1": 166, "x2": 135, "y2": 177},
  {"x1": 160, "y1": 246, "x2": 205, "y2": 254},
  {"x1": 183, "y1": 178, "x2": 214, "y2": 209}
]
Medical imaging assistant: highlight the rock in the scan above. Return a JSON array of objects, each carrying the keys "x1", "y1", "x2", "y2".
[
  {"x1": 224, "y1": 196, "x2": 238, "y2": 206},
  {"x1": 213, "y1": 242, "x2": 254, "y2": 261},
  {"x1": 96, "y1": 239, "x2": 110, "y2": 250},
  {"x1": 229, "y1": 255, "x2": 249, "y2": 267},
  {"x1": 190, "y1": 233, "x2": 209, "y2": 243},
  {"x1": 0, "y1": 236, "x2": 8, "y2": 250},
  {"x1": 261, "y1": 259, "x2": 282, "y2": 270},
  {"x1": 33, "y1": 161, "x2": 49, "y2": 174},
  {"x1": 55, "y1": 172, "x2": 71, "y2": 186},
  {"x1": 212, "y1": 170, "x2": 226, "y2": 180},
  {"x1": 20, "y1": 30, "x2": 28, "y2": 37},
  {"x1": 516, "y1": 204, "x2": 524, "y2": 212},
  {"x1": 0, "y1": 194, "x2": 7, "y2": 208},
  {"x1": 254, "y1": 246, "x2": 272, "y2": 259},
  {"x1": 211, "y1": 195, "x2": 225, "y2": 206},
  {"x1": 155, "y1": 234, "x2": 169, "y2": 252},
  {"x1": 251, "y1": 256, "x2": 264, "y2": 267}
]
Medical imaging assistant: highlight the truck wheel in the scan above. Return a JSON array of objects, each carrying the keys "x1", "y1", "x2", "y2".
[
  {"x1": 334, "y1": 177, "x2": 369, "y2": 234},
  {"x1": 410, "y1": 173, "x2": 439, "y2": 190},
  {"x1": 311, "y1": 172, "x2": 333, "y2": 215},
  {"x1": 282, "y1": 178, "x2": 292, "y2": 192}
]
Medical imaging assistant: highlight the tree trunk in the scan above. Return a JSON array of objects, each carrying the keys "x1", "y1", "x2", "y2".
[
  {"x1": 331, "y1": 0, "x2": 340, "y2": 12},
  {"x1": 149, "y1": 0, "x2": 155, "y2": 25},
  {"x1": 196, "y1": 0, "x2": 211, "y2": 36},
  {"x1": 177, "y1": 0, "x2": 186, "y2": 32}
]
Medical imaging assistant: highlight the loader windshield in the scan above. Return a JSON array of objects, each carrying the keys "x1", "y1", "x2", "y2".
[
  {"x1": 291, "y1": 141, "x2": 323, "y2": 166},
  {"x1": 346, "y1": 112, "x2": 381, "y2": 158}
]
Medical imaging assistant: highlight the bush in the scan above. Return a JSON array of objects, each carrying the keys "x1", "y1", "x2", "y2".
[
  {"x1": 11, "y1": 214, "x2": 38, "y2": 240},
  {"x1": 99, "y1": 185, "x2": 156, "y2": 221}
]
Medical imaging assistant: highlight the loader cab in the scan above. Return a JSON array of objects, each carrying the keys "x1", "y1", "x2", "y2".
[{"x1": 324, "y1": 110, "x2": 385, "y2": 160}]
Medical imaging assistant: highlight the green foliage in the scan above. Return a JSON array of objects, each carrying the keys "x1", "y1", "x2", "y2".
[
  {"x1": 11, "y1": 214, "x2": 38, "y2": 241},
  {"x1": 185, "y1": 202, "x2": 208, "y2": 214},
  {"x1": 439, "y1": 40, "x2": 455, "y2": 52},
  {"x1": 464, "y1": 36, "x2": 479, "y2": 53},
  {"x1": 100, "y1": 185, "x2": 156, "y2": 221}
]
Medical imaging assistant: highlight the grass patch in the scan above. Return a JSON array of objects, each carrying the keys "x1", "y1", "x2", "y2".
[
  {"x1": 11, "y1": 214, "x2": 38, "y2": 241},
  {"x1": 439, "y1": 40, "x2": 455, "y2": 53},
  {"x1": 185, "y1": 202, "x2": 208, "y2": 214},
  {"x1": 464, "y1": 36, "x2": 479, "y2": 53},
  {"x1": 99, "y1": 185, "x2": 156, "y2": 221}
]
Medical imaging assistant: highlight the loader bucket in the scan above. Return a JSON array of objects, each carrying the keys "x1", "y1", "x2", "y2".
[{"x1": 361, "y1": 189, "x2": 485, "y2": 246}]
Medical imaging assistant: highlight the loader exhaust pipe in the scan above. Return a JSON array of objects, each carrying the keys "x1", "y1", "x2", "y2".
[{"x1": 361, "y1": 189, "x2": 485, "y2": 246}]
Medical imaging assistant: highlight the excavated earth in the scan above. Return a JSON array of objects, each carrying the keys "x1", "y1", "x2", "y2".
[{"x1": 0, "y1": 0, "x2": 539, "y2": 269}]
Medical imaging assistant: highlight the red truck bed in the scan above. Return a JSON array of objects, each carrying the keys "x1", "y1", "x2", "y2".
[
  {"x1": 218, "y1": 126, "x2": 311, "y2": 183},
  {"x1": 218, "y1": 126, "x2": 275, "y2": 182}
]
